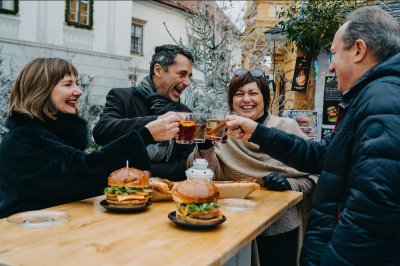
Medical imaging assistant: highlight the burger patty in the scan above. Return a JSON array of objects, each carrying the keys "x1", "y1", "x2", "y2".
[
  {"x1": 106, "y1": 198, "x2": 149, "y2": 206},
  {"x1": 176, "y1": 210, "x2": 222, "y2": 224},
  {"x1": 105, "y1": 192, "x2": 151, "y2": 206},
  {"x1": 178, "y1": 204, "x2": 220, "y2": 219},
  {"x1": 106, "y1": 192, "x2": 150, "y2": 201}
]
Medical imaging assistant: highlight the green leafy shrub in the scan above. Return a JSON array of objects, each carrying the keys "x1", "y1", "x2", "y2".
[{"x1": 278, "y1": 0, "x2": 361, "y2": 57}]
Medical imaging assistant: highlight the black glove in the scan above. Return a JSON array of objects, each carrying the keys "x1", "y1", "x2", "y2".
[{"x1": 263, "y1": 172, "x2": 291, "y2": 191}]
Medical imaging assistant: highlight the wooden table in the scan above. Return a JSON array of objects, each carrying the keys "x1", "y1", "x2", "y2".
[{"x1": 0, "y1": 189, "x2": 302, "y2": 266}]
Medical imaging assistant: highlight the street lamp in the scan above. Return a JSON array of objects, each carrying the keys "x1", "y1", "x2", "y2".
[
  {"x1": 265, "y1": 23, "x2": 287, "y2": 114},
  {"x1": 264, "y1": 21, "x2": 286, "y2": 42},
  {"x1": 264, "y1": 23, "x2": 286, "y2": 94}
]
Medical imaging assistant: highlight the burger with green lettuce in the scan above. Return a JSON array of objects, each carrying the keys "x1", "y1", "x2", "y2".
[
  {"x1": 172, "y1": 179, "x2": 222, "y2": 224},
  {"x1": 104, "y1": 167, "x2": 151, "y2": 207}
]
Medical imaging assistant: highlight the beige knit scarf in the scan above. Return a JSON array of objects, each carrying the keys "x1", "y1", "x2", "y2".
[{"x1": 214, "y1": 114, "x2": 308, "y2": 182}]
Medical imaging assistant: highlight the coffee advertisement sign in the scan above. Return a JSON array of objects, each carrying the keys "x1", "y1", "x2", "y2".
[{"x1": 291, "y1": 56, "x2": 312, "y2": 92}]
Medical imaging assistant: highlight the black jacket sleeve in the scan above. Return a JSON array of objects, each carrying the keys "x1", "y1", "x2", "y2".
[
  {"x1": 7, "y1": 127, "x2": 151, "y2": 199},
  {"x1": 150, "y1": 159, "x2": 187, "y2": 181},
  {"x1": 93, "y1": 88, "x2": 158, "y2": 145},
  {"x1": 93, "y1": 88, "x2": 194, "y2": 181},
  {"x1": 249, "y1": 124, "x2": 329, "y2": 174}
]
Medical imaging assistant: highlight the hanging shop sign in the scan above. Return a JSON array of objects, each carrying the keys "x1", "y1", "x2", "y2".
[
  {"x1": 322, "y1": 76, "x2": 342, "y2": 126},
  {"x1": 291, "y1": 56, "x2": 312, "y2": 92},
  {"x1": 320, "y1": 76, "x2": 342, "y2": 139},
  {"x1": 321, "y1": 126, "x2": 334, "y2": 139}
]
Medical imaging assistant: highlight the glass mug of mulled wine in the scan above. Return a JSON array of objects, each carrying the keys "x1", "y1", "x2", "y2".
[
  {"x1": 175, "y1": 112, "x2": 196, "y2": 144},
  {"x1": 220, "y1": 127, "x2": 229, "y2": 144},
  {"x1": 193, "y1": 113, "x2": 207, "y2": 143},
  {"x1": 219, "y1": 111, "x2": 236, "y2": 144},
  {"x1": 205, "y1": 111, "x2": 228, "y2": 143}
]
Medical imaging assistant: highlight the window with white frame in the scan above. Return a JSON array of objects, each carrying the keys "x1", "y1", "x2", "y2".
[
  {"x1": 0, "y1": 0, "x2": 18, "y2": 15},
  {"x1": 131, "y1": 18, "x2": 146, "y2": 55},
  {"x1": 65, "y1": 0, "x2": 93, "y2": 29}
]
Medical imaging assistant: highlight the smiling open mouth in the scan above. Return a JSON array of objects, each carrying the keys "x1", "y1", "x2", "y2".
[
  {"x1": 66, "y1": 100, "x2": 77, "y2": 107},
  {"x1": 174, "y1": 87, "x2": 183, "y2": 93},
  {"x1": 241, "y1": 106, "x2": 255, "y2": 110}
]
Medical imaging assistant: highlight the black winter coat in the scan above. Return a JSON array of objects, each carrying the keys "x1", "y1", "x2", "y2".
[
  {"x1": 249, "y1": 52, "x2": 400, "y2": 265},
  {"x1": 93, "y1": 87, "x2": 194, "y2": 181},
  {"x1": 0, "y1": 113, "x2": 152, "y2": 218}
]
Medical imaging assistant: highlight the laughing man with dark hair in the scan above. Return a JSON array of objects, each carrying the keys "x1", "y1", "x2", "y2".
[{"x1": 93, "y1": 45, "x2": 195, "y2": 181}]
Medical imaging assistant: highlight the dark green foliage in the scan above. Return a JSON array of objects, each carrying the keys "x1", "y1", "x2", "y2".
[{"x1": 278, "y1": 0, "x2": 361, "y2": 56}]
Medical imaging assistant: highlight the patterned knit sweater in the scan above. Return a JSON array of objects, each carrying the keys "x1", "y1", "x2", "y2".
[{"x1": 187, "y1": 114, "x2": 318, "y2": 236}]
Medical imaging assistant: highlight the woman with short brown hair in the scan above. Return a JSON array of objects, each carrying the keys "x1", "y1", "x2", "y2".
[{"x1": 187, "y1": 69, "x2": 318, "y2": 266}]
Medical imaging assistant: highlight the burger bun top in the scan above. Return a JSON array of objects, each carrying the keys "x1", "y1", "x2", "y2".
[
  {"x1": 295, "y1": 115, "x2": 309, "y2": 123},
  {"x1": 108, "y1": 167, "x2": 149, "y2": 188},
  {"x1": 172, "y1": 179, "x2": 219, "y2": 204}
]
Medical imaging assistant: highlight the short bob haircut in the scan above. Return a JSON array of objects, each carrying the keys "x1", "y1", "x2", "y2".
[
  {"x1": 227, "y1": 72, "x2": 271, "y2": 116},
  {"x1": 8, "y1": 58, "x2": 78, "y2": 121}
]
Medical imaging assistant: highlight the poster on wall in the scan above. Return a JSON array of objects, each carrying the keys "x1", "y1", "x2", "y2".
[
  {"x1": 322, "y1": 76, "x2": 342, "y2": 126},
  {"x1": 321, "y1": 126, "x2": 334, "y2": 139},
  {"x1": 283, "y1": 110, "x2": 318, "y2": 139},
  {"x1": 291, "y1": 56, "x2": 312, "y2": 92}
]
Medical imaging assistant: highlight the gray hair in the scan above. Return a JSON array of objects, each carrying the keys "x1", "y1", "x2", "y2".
[{"x1": 343, "y1": 6, "x2": 400, "y2": 60}]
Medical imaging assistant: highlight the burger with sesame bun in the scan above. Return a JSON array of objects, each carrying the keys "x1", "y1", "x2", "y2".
[
  {"x1": 295, "y1": 115, "x2": 312, "y2": 133},
  {"x1": 104, "y1": 167, "x2": 151, "y2": 207},
  {"x1": 172, "y1": 179, "x2": 222, "y2": 224},
  {"x1": 326, "y1": 106, "x2": 337, "y2": 123}
]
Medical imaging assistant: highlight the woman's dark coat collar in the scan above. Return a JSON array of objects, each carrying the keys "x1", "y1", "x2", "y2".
[{"x1": 6, "y1": 112, "x2": 89, "y2": 150}]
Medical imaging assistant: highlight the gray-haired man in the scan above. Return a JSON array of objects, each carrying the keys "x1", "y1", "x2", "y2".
[{"x1": 227, "y1": 6, "x2": 400, "y2": 265}]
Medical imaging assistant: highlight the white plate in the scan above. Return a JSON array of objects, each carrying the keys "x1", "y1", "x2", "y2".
[
  {"x1": 7, "y1": 210, "x2": 69, "y2": 229},
  {"x1": 220, "y1": 198, "x2": 258, "y2": 212}
]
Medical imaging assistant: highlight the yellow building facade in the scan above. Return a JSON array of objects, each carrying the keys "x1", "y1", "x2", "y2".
[{"x1": 242, "y1": 1, "x2": 315, "y2": 114}]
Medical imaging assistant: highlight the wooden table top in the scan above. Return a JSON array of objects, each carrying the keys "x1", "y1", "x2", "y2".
[{"x1": 0, "y1": 189, "x2": 302, "y2": 266}]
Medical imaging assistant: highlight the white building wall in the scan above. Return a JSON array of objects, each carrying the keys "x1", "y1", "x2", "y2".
[
  {"x1": 0, "y1": 0, "x2": 134, "y2": 106},
  {"x1": 91, "y1": 1, "x2": 132, "y2": 55},
  {"x1": 14, "y1": 1, "x2": 132, "y2": 55},
  {"x1": 0, "y1": 0, "x2": 240, "y2": 105},
  {"x1": 113, "y1": 1, "x2": 132, "y2": 55},
  {"x1": 44, "y1": 1, "x2": 64, "y2": 45},
  {"x1": 18, "y1": 1, "x2": 40, "y2": 42},
  {"x1": 131, "y1": 1, "x2": 195, "y2": 82}
]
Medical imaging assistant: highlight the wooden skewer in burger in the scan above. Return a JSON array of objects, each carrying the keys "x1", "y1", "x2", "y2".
[
  {"x1": 172, "y1": 179, "x2": 222, "y2": 224},
  {"x1": 104, "y1": 161, "x2": 151, "y2": 207}
]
